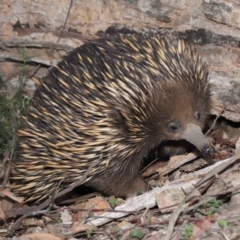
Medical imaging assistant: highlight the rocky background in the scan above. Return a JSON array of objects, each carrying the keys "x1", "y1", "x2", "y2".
[{"x1": 0, "y1": 0, "x2": 240, "y2": 122}]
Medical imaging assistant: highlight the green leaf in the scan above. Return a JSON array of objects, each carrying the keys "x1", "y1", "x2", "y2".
[
  {"x1": 218, "y1": 218, "x2": 227, "y2": 228},
  {"x1": 130, "y1": 229, "x2": 146, "y2": 239},
  {"x1": 183, "y1": 224, "x2": 193, "y2": 239}
]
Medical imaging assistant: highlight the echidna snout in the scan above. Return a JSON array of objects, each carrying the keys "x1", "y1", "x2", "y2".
[{"x1": 181, "y1": 124, "x2": 214, "y2": 157}]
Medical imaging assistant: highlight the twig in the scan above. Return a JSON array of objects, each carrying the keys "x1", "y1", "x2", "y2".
[
  {"x1": 56, "y1": 0, "x2": 74, "y2": 43},
  {"x1": 164, "y1": 137, "x2": 240, "y2": 240},
  {"x1": 0, "y1": 53, "x2": 56, "y2": 67},
  {"x1": 164, "y1": 189, "x2": 195, "y2": 240},
  {"x1": 29, "y1": 65, "x2": 41, "y2": 79},
  {"x1": 59, "y1": 192, "x2": 97, "y2": 205},
  {"x1": 1, "y1": 95, "x2": 20, "y2": 189},
  {"x1": 8, "y1": 200, "x2": 51, "y2": 236},
  {"x1": 195, "y1": 152, "x2": 240, "y2": 188},
  {"x1": 4, "y1": 39, "x2": 74, "y2": 51},
  {"x1": 54, "y1": 160, "x2": 98, "y2": 200},
  {"x1": 0, "y1": 158, "x2": 11, "y2": 189},
  {"x1": 8, "y1": 208, "x2": 51, "y2": 236},
  {"x1": 198, "y1": 175, "x2": 216, "y2": 195},
  {"x1": 0, "y1": 152, "x2": 10, "y2": 188},
  {"x1": 7, "y1": 160, "x2": 98, "y2": 235},
  {"x1": 205, "y1": 107, "x2": 225, "y2": 136}
]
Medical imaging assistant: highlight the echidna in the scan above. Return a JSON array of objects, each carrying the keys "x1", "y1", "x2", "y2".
[{"x1": 10, "y1": 34, "x2": 214, "y2": 203}]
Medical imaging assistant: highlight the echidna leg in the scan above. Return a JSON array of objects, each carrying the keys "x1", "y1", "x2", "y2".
[
  {"x1": 85, "y1": 170, "x2": 148, "y2": 198},
  {"x1": 124, "y1": 175, "x2": 148, "y2": 197}
]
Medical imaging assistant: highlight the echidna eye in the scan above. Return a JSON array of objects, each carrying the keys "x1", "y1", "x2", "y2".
[
  {"x1": 194, "y1": 111, "x2": 201, "y2": 120},
  {"x1": 168, "y1": 122, "x2": 179, "y2": 132}
]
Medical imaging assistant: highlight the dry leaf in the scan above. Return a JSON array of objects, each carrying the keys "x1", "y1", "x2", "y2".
[
  {"x1": 71, "y1": 197, "x2": 111, "y2": 233},
  {"x1": 158, "y1": 153, "x2": 198, "y2": 175},
  {"x1": 21, "y1": 218, "x2": 45, "y2": 227},
  {"x1": 117, "y1": 220, "x2": 134, "y2": 230},
  {"x1": 190, "y1": 217, "x2": 213, "y2": 240},
  {"x1": 142, "y1": 160, "x2": 167, "y2": 177},
  {"x1": 19, "y1": 232, "x2": 61, "y2": 240},
  {"x1": 85, "y1": 196, "x2": 111, "y2": 216},
  {"x1": 46, "y1": 225, "x2": 59, "y2": 237},
  {"x1": 144, "y1": 232, "x2": 164, "y2": 240},
  {"x1": 73, "y1": 196, "x2": 111, "y2": 225},
  {"x1": 155, "y1": 188, "x2": 185, "y2": 213},
  {"x1": 60, "y1": 209, "x2": 72, "y2": 224},
  {"x1": 0, "y1": 188, "x2": 24, "y2": 203},
  {"x1": 71, "y1": 223, "x2": 96, "y2": 234},
  {"x1": 0, "y1": 202, "x2": 5, "y2": 222},
  {"x1": 0, "y1": 199, "x2": 14, "y2": 212}
]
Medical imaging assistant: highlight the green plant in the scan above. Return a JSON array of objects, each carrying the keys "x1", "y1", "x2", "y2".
[
  {"x1": 146, "y1": 211, "x2": 152, "y2": 223},
  {"x1": 130, "y1": 228, "x2": 146, "y2": 239},
  {"x1": 0, "y1": 82, "x2": 13, "y2": 155},
  {"x1": 183, "y1": 223, "x2": 193, "y2": 239},
  {"x1": 0, "y1": 46, "x2": 31, "y2": 159},
  {"x1": 86, "y1": 228, "x2": 94, "y2": 239},
  {"x1": 108, "y1": 197, "x2": 121, "y2": 208},
  {"x1": 18, "y1": 45, "x2": 30, "y2": 66},
  {"x1": 0, "y1": 78, "x2": 30, "y2": 157},
  {"x1": 194, "y1": 198, "x2": 223, "y2": 216},
  {"x1": 204, "y1": 199, "x2": 223, "y2": 215},
  {"x1": 218, "y1": 218, "x2": 227, "y2": 228}
]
